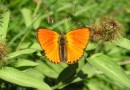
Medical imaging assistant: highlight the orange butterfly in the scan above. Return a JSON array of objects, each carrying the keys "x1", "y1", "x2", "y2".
[{"x1": 37, "y1": 28, "x2": 91, "y2": 64}]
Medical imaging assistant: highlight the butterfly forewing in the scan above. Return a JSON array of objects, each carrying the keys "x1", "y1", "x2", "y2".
[
  {"x1": 66, "y1": 28, "x2": 90, "y2": 64},
  {"x1": 37, "y1": 29, "x2": 60, "y2": 63}
]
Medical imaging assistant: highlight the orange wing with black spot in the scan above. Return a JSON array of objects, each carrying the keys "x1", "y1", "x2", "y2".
[
  {"x1": 66, "y1": 28, "x2": 90, "y2": 64},
  {"x1": 37, "y1": 28, "x2": 60, "y2": 63}
]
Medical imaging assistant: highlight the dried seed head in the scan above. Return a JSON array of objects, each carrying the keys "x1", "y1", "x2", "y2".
[
  {"x1": 0, "y1": 41, "x2": 7, "y2": 60},
  {"x1": 90, "y1": 16, "x2": 125, "y2": 42},
  {"x1": 0, "y1": 40, "x2": 9, "y2": 67}
]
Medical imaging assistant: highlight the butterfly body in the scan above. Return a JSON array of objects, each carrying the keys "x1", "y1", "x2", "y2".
[
  {"x1": 58, "y1": 34, "x2": 67, "y2": 62},
  {"x1": 37, "y1": 28, "x2": 90, "y2": 64}
]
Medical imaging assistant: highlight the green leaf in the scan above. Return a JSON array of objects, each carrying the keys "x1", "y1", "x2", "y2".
[
  {"x1": 87, "y1": 53, "x2": 130, "y2": 88},
  {"x1": 36, "y1": 61, "x2": 66, "y2": 78},
  {"x1": 0, "y1": 10, "x2": 10, "y2": 39},
  {"x1": 86, "y1": 42, "x2": 97, "y2": 51},
  {"x1": 0, "y1": 67, "x2": 52, "y2": 90},
  {"x1": 21, "y1": 8, "x2": 32, "y2": 27},
  {"x1": 81, "y1": 63, "x2": 98, "y2": 78},
  {"x1": 33, "y1": 15, "x2": 42, "y2": 29},
  {"x1": 113, "y1": 38, "x2": 130, "y2": 50},
  {"x1": 14, "y1": 59, "x2": 39, "y2": 67},
  {"x1": 58, "y1": 64, "x2": 78, "y2": 83},
  {"x1": 5, "y1": 49, "x2": 37, "y2": 59},
  {"x1": 24, "y1": 68, "x2": 45, "y2": 80},
  {"x1": 36, "y1": 63, "x2": 58, "y2": 78}
]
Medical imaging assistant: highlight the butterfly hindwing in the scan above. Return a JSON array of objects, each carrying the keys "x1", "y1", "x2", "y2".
[
  {"x1": 37, "y1": 29, "x2": 60, "y2": 63},
  {"x1": 66, "y1": 28, "x2": 90, "y2": 64}
]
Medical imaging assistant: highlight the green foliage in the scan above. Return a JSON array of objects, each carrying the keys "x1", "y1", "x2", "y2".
[
  {"x1": 113, "y1": 38, "x2": 130, "y2": 50},
  {"x1": 0, "y1": 0, "x2": 130, "y2": 90},
  {"x1": 0, "y1": 10, "x2": 10, "y2": 39},
  {"x1": 0, "y1": 67, "x2": 52, "y2": 90},
  {"x1": 88, "y1": 53, "x2": 130, "y2": 88}
]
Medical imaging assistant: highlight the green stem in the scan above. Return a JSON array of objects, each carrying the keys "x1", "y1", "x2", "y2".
[{"x1": 33, "y1": 0, "x2": 42, "y2": 17}]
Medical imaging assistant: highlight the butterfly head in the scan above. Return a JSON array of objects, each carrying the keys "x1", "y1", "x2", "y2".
[{"x1": 58, "y1": 34, "x2": 67, "y2": 45}]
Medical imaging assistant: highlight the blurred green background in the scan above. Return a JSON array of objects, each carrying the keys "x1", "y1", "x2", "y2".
[{"x1": 0, "y1": 0, "x2": 130, "y2": 90}]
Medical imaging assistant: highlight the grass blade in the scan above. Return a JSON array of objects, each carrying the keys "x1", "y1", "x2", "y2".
[{"x1": 5, "y1": 49, "x2": 37, "y2": 59}]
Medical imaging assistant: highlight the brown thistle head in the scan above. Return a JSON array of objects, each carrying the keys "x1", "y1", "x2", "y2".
[{"x1": 90, "y1": 16, "x2": 125, "y2": 42}]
